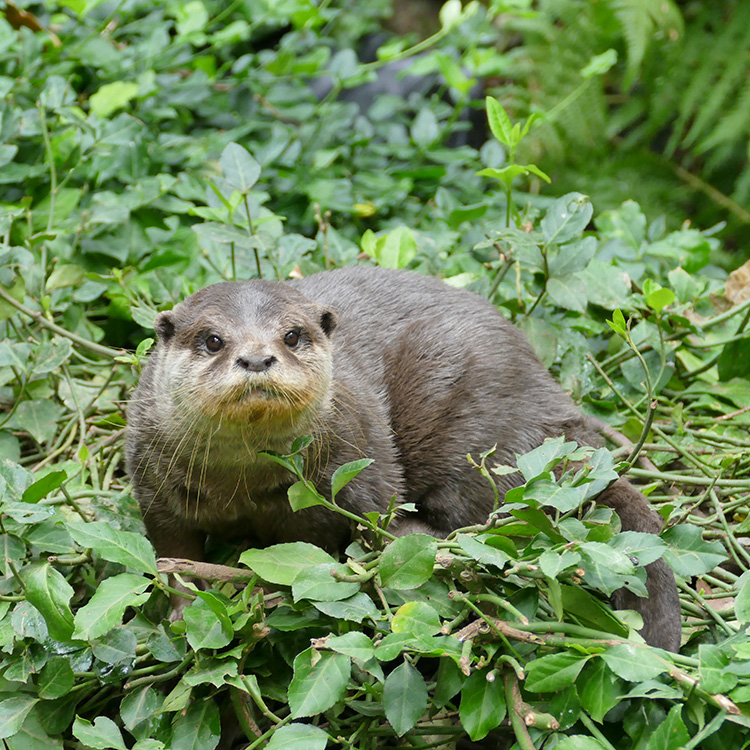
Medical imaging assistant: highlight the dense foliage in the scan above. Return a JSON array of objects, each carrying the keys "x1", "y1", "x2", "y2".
[{"x1": 2, "y1": 1, "x2": 750, "y2": 748}]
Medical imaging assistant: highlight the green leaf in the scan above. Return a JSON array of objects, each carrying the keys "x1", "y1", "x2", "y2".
[
  {"x1": 331, "y1": 458, "x2": 374, "y2": 500},
  {"x1": 120, "y1": 687, "x2": 163, "y2": 736},
  {"x1": 541, "y1": 193, "x2": 593, "y2": 245},
  {"x1": 266, "y1": 724, "x2": 330, "y2": 750},
  {"x1": 662, "y1": 524, "x2": 727, "y2": 576},
  {"x1": 38, "y1": 656, "x2": 75, "y2": 699},
  {"x1": 287, "y1": 481, "x2": 325, "y2": 511},
  {"x1": 292, "y1": 562, "x2": 360, "y2": 602},
  {"x1": 171, "y1": 700, "x2": 220, "y2": 750},
  {"x1": 383, "y1": 661, "x2": 428, "y2": 736},
  {"x1": 485, "y1": 96, "x2": 514, "y2": 147},
  {"x1": 220, "y1": 142, "x2": 261, "y2": 193},
  {"x1": 380, "y1": 534, "x2": 437, "y2": 590},
  {"x1": 644, "y1": 705, "x2": 689, "y2": 750},
  {"x1": 560, "y1": 585, "x2": 629, "y2": 638},
  {"x1": 578, "y1": 659, "x2": 621, "y2": 722},
  {"x1": 241, "y1": 543, "x2": 334, "y2": 585},
  {"x1": 459, "y1": 668, "x2": 507, "y2": 741},
  {"x1": 391, "y1": 601, "x2": 442, "y2": 637},
  {"x1": 72, "y1": 573, "x2": 150, "y2": 640},
  {"x1": 22, "y1": 562, "x2": 75, "y2": 641},
  {"x1": 325, "y1": 632, "x2": 376, "y2": 663},
  {"x1": 21, "y1": 470, "x2": 67, "y2": 503},
  {"x1": 698, "y1": 644, "x2": 737, "y2": 693},
  {"x1": 718, "y1": 338, "x2": 750, "y2": 381},
  {"x1": 72, "y1": 716, "x2": 127, "y2": 750},
  {"x1": 546, "y1": 274, "x2": 588, "y2": 313},
  {"x1": 0, "y1": 696, "x2": 39, "y2": 740},
  {"x1": 8, "y1": 400, "x2": 64, "y2": 444},
  {"x1": 411, "y1": 108, "x2": 440, "y2": 146},
  {"x1": 183, "y1": 597, "x2": 234, "y2": 651},
  {"x1": 555, "y1": 737, "x2": 609, "y2": 750},
  {"x1": 67, "y1": 522, "x2": 158, "y2": 575},
  {"x1": 525, "y1": 652, "x2": 592, "y2": 692},
  {"x1": 735, "y1": 575, "x2": 750, "y2": 623},
  {"x1": 288, "y1": 649, "x2": 351, "y2": 718},
  {"x1": 313, "y1": 592, "x2": 379, "y2": 623},
  {"x1": 581, "y1": 48, "x2": 618, "y2": 78},
  {"x1": 455, "y1": 534, "x2": 510, "y2": 569},
  {"x1": 377, "y1": 226, "x2": 418, "y2": 270},
  {"x1": 600, "y1": 644, "x2": 669, "y2": 681},
  {"x1": 89, "y1": 81, "x2": 140, "y2": 118}
]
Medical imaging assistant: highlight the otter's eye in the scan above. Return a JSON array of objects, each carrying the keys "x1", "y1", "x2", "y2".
[
  {"x1": 284, "y1": 329, "x2": 300, "y2": 348},
  {"x1": 205, "y1": 335, "x2": 224, "y2": 353}
]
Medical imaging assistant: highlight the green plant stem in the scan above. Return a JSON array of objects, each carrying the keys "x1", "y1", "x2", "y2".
[
  {"x1": 579, "y1": 713, "x2": 617, "y2": 750},
  {"x1": 0, "y1": 285, "x2": 125, "y2": 359},
  {"x1": 504, "y1": 673, "x2": 537, "y2": 750}
]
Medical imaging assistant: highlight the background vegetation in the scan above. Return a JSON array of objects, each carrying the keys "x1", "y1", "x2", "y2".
[{"x1": 1, "y1": 0, "x2": 750, "y2": 748}]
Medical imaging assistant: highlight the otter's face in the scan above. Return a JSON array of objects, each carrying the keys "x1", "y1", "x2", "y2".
[{"x1": 152, "y1": 282, "x2": 338, "y2": 428}]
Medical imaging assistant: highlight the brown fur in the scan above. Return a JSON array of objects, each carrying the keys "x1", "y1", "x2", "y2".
[{"x1": 125, "y1": 266, "x2": 680, "y2": 650}]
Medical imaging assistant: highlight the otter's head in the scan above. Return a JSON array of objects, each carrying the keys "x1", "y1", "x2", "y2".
[{"x1": 152, "y1": 281, "x2": 338, "y2": 430}]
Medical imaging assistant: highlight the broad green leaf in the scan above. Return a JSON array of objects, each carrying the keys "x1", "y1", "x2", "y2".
[
  {"x1": 0, "y1": 696, "x2": 39, "y2": 739},
  {"x1": 541, "y1": 193, "x2": 593, "y2": 245},
  {"x1": 184, "y1": 598, "x2": 234, "y2": 651},
  {"x1": 525, "y1": 480, "x2": 586, "y2": 513},
  {"x1": 325, "y1": 632, "x2": 376, "y2": 663},
  {"x1": 241, "y1": 543, "x2": 334, "y2": 585},
  {"x1": 378, "y1": 226, "x2": 417, "y2": 270},
  {"x1": 735, "y1": 574, "x2": 750, "y2": 623},
  {"x1": 485, "y1": 96, "x2": 513, "y2": 146},
  {"x1": 455, "y1": 534, "x2": 510, "y2": 569},
  {"x1": 662, "y1": 525, "x2": 727, "y2": 576},
  {"x1": 120, "y1": 687, "x2": 163, "y2": 737},
  {"x1": 292, "y1": 562, "x2": 360, "y2": 602},
  {"x1": 411, "y1": 108, "x2": 439, "y2": 147},
  {"x1": 331, "y1": 458, "x2": 374, "y2": 500},
  {"x1": 72, "y1": 573, "x2": 150, "y2": 640},
  {"x1": 313, "y1": 592, "x2": 379, "y2": 623},
  {"x1": 559, "y1": 585, "x2": 629, "y2": 638},
  {"x1": 644, "y1": 705, "x2": 689, "y2": 750},
  {"x1": 288, "y1": 649, "x2": 350, "y2": 718},
  {"x1": 525, "y1": 652, "x2": 592, "y2": 692},
  {"x1": 383, "y1": 661, "x2": 428, "y2": 736},
  {"x1": 22, "y1": 562, "x2": 75, "y2": 641},
  {"x1": 8, "y1": 400, "x2": 63, "y2": 444},
  {"x1": 67, "y1": 522, "x2": 158, "y2": 575},
  {"x1": 220, "y1": 142, "x2": 261, "y2": 193},
  {"x1": 391, "y1": 601, "x2": 441, "y2": 637},
  {"x1": 89, "y1": 81, "x2": 140, "y2": 118},
  {"x1": 698, "y1": 644, "x2": 736, "y2": 693},
  {"x1": 92, "y1": 627, "x2": 138, "y2": 665},
  {"x1": 5, "y1": 712, "x2": 62, "y2": 750},
  {"x1": 578, "y1": 660, "x2": 621, "y2": 722},
  {"x1": 548, "y1": 236, "x2": 597, "y2": 276},
  {"x1": 555, "y1": 737, "x2": 608, "y2": 750},
  {"x1": 547, "y1": 274, "x2": 588, "y2": 313},
  {"x1": 38, "y1": 656, "x2": 75, "y2": 699},
  {"x1": 600, "y1": 644, "x2": 668, "y2": 682},
  {"x1": 72, "y1": 716, "x2": 127, "y2": 750},
  {"x1": 21, "y1": 470, "x2": 67, "y2": 504},
  {"x1": 171, "y1": 700, "x2": 220, "y2": 750},
  {"x1": 380, "y1": 534, "x2": 437, "y2": 590},
  {"x1": 459, "y1": 668, "x2": 507, "y2": 741},
  {"x1": 266, "y1": 724, "x2": 329, "y2": 750},
  {"x1": 287, "y1": 481, "x2": 325, "y2": 511}
]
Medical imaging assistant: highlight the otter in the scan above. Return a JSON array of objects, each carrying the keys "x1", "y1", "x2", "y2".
[{"x1": 125, "y1": 266, "x2": 680, "y2": 651}]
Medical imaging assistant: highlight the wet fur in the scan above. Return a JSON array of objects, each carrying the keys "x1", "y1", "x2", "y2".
[{"x1": 126, "y1": 266, "x2": 680, "y2": 650}]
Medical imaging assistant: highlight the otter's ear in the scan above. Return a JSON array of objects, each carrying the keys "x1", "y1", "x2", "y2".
[
  {"x1": 320, "y1": 309, "x2": 337, "y2": 337},
  {"x1": 153, "y1": 311, "x2": 176, "y2": 342}
]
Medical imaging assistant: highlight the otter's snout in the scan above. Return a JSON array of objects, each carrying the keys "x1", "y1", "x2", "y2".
[{"x1": 236, "y1": 354, "x2": 277, "y2": 372}]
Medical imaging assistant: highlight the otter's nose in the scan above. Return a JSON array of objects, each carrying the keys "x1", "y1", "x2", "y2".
[{"x1": 236, "y1": 354, "x2": 276, "y2": 372}]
